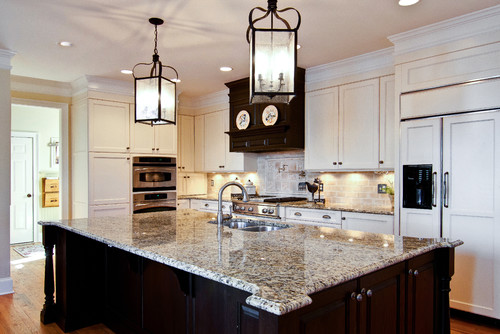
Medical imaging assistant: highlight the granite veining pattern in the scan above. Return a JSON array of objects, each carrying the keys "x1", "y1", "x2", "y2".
[{"x1": 40, "y1": 210, "x2": 460, "y2": 315}]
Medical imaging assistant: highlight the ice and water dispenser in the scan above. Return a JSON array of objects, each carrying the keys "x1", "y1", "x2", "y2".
[{"x1": 402, "y1": 164, "x2": 433, "y2": 210}]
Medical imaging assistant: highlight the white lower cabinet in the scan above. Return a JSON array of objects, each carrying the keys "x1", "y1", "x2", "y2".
[
  {"x1": 341, "y1": 212, "x2": 394, "y2": 235},
  {"x1": 284, "y1": 207, "x2": 342, "y2": 228},
  {"x1": 89, "y1": 203, "x2": 130, "y2": 218},
  {"x1": 89, "y1": 153, "x2": 131, "y2": 208},
  {"x1": 177, "y1": 199, "x2": 190, "y2": 210},
  {"x1": 190, "y1": 199, "x2": 231, "y2": 214}
]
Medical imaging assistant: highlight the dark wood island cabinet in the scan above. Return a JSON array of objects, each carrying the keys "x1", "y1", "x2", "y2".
[{"x1": 39, "y1": 210, "x2": 460, "y2": 334}]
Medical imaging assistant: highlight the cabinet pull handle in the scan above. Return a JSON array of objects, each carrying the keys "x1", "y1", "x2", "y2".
[
  {"x1": 322, "y1": 215, "x2": 331, "y2": 219},
  {"x1": 432, "y1": 172, "x2": 437, "y2": 207},
  {"x1": 413, "y1": 270, "x2": 419, "y2": 277},
  {"x1": 443, "y1": 172, "x2": 449, "y2": 208},
  {"x1": 294, "y1": 212, "x2": 302, "y2": 216},
  {"x1": 356, "y1": 294, "x2": 363, "y2": 302},
  {"x1": 366, "y1": 290, "x2": 373, "y2": 298},
  {"x1": 333, "y1": 162, "x2": 337, "y2": 165}
]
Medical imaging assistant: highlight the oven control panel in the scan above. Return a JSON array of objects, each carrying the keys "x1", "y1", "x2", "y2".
[{"x1": 232, "y1": 201, "x2": 280, "y2": 218}]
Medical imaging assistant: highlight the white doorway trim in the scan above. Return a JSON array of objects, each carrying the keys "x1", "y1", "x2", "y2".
[
  {"x1": 11, "y1": 98, "x2": 69, "y2": 221},
  {"x1": 11, "y1": 131, "x2": 38, "y2": 244}
]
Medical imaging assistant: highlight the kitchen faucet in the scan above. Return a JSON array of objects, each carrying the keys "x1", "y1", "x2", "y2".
[{"x1": 217, "y1": 181, "x2": 249, "y2": 226}]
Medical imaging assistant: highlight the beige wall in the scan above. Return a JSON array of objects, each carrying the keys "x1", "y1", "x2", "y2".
[{"x1": 0, "y1": 67, "x2": 13, "y2": 294}]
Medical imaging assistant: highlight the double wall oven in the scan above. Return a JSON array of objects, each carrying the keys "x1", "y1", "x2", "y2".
[{"x1": 132, "y1": 156, "x2": 176, "y2": 213}]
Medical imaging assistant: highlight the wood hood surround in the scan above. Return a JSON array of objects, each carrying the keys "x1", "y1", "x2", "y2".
[{"x1": 225, "y1": 68, "x2": 305, "y2": 152}]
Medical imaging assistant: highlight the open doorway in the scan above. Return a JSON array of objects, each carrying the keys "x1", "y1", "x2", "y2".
[{"x1": 10, "y1": 100, "x2": 69, "y2": 244}]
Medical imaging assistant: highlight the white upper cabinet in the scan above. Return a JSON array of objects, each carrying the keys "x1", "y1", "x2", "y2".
[
  {"x1": 305, "y1": 87, "x2": 339, "y2": 171},
  {"x1": 89, "y1": 99, "x2": 130, "y2": 153},
  {"x1": 88, "y1": 153, "x2": 131, "y2": 206},
  {"x1": 130, "y1": 107, "x2": 177, "y2": 155},
  {"x1": 194, "y1": 115, "x2": 205, "y2": 172},
  {"x1": 203, "y1": 109, "x2": 257, "y2": 173},
  {"x1": 305, "y1": 77, "x2": 391, "y2": 171},
  {"x1": 379, "y1": 75, "x2": 395, "y2": 169},
  {"x1": 178, "y1": 115, "x2": 195, "y2": 172},
  {"x1": 339, "y1": 78, "x2": 380, "y2": 170}
]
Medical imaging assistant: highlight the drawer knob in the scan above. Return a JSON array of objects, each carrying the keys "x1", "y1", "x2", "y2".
[
  {"x1": 413, "y1": 270, "x2": 419, "y2": 277},
  {"x1": 204, "y1": 203, "x2": 209, "y2": 207},
  {"x1": 338, "y1": 162, "x2": 343, "y2": 165},
  {"x1": 332, "y1": 162, "x2": 337, "y2": 165},
  {"x1": 356, "y1": 294, "x2": 363, "y2": 302},
  {"x1": 366, "y1": 290, "x2": 373, "y2": 298}
]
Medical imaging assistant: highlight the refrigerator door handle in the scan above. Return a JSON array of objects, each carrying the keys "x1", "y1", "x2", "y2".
[
  {"x1": 432, "y1": 172, "x2": 437, "y2": 207},
  {"x1": 443, "y1": 172, "x2": 449, "y2": 208}
]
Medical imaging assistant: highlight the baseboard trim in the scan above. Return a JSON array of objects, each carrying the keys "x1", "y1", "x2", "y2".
[
  {"x1": 0, "y1": 277, "x2": 14, "y2": 295},
  {"x1": 451, "y1": 308, "x2": 500, "y2": 328}
]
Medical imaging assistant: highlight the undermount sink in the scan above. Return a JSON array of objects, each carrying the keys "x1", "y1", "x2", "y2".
[{"x1": 208, "y1": 218, "x2": 291, "y2": 232}]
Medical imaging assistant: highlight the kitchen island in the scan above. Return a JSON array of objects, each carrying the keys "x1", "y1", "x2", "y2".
[{"x1": 39, "y1": 209, "x2": 461, "y2": 333}]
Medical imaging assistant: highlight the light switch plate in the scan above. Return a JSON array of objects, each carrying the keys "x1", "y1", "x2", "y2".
[{"x1": 378, "y1": 184, "x2": 387, "y2": 194}]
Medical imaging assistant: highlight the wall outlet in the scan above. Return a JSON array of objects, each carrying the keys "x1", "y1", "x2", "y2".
[
  {"x1": 211, "y1": 179, "x2": 214, "y2": 187},
  {"x1": 378, "y1": 184, "x2": 387, "y2": 194},
  {"x1": 298, "y1": 182, "x2": 306, "y2": 191}
]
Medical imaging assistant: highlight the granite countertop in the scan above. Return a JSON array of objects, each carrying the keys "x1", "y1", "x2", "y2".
[
  {"x1": 40, "y1": 210, "x2": 461, "y2": 315},
  {"x1": 179, "y1": 195, "x2": 394, "y2": 215}
]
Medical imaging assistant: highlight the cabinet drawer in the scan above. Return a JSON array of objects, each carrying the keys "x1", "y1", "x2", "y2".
[
  {"x1": 190, "y1": 200, "x2": 231, "y2": 213},
  {"x1": 285, "y1": 207, "x2": 341, "y2": 226},
  {"x1": 43, "y1": 192, "x2": 59, "y2": 207},
  {"x1": 43, "y1": 178, "x2": 59, "y2": 192}
]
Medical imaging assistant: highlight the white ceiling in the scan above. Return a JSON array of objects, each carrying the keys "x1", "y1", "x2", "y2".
[{"x1": 1, "y1": 0, "x2": 498, "y2": 98}]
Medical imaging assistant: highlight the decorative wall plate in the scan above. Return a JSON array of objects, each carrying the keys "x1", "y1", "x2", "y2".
[
  {"x1": 236, "y1": 110, "x2": 250, "y2": 130},
  {"x1": 262, "y1": 105, "x2": 278, "y2": 126}
]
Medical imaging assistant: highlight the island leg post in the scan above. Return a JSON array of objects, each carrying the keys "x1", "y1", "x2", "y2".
[
  {"x1": 436, "y1": 247, "x2": 455, "y2": 334},
  {"x1": 40, "y1": 225, "x2": 57, "y2": 324}
]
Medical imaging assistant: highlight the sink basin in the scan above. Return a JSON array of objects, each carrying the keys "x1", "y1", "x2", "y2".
[{"x1": 208, "y1": 218, "x2": 290, "y2": 232}]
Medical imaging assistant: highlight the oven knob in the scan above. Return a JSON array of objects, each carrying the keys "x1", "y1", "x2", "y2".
[
  {"x1": 268, "y1": 209, "x2": 274, "y2": 214},
  {"x1": 234, "y1": 205, "x2": 240, "y2": 210},
  {"x1": 240, "y1": 206, "x2": 245, "y2": 211},
  {"x1": 262, "y1": 208, "x2": 268, "y2": 213},
  {"x1": 248, "y1": 207, "x2": 254, "y2": 212}
]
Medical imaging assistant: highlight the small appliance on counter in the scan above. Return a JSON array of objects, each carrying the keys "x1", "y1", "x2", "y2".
[
  {"x1": 244, "y1": 179, "x2": 257, "y2": 195},
  {"x1": 305, "y1": 178, "x2": 325, "y2": 204}
]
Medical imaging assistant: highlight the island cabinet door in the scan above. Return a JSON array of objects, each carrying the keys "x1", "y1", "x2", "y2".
[
  {"x1": 272, "y1": 280, "x2": 358, "y2": 334},
  {"x1": 357, "y1": 262, "x2": 406, "y2": 334},
  {"x1": 406, "y1": 252, "x2": 436, "y2": 334}
]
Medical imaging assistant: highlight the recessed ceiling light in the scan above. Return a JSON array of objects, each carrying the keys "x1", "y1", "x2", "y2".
[
  {"x1": 58, "y1": 41, "x2": 73, "y2": 47},
  {"x1": 121, "y1": 69, "x2": 133, "y2": 75},
  {"x1": 220, "y1": 66, "x2": 233, "y2": 72},
  {"x1": 399, "y1": 0, "x2": 419, "y2": 6}
]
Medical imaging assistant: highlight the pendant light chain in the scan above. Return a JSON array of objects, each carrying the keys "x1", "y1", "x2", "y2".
[{"x1": 153, "y1": 24, "x2": 159, "y2": 56}]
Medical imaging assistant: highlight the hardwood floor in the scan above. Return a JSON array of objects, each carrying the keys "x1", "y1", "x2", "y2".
[{"x1": 1, "y1": 244, "x2": 499, "y2": 334}]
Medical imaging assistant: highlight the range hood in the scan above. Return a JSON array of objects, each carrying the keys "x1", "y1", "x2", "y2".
[{"x1": 225, "y1": 68, "x2": 305, "y2": 152}]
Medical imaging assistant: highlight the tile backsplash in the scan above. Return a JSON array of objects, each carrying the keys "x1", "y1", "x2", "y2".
[{"x1": 206, "y1": 151, "x2": 394, "y2": 210}]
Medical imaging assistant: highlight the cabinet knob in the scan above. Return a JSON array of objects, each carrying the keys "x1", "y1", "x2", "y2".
[
  {"x1": 182, "y1": 166, "x2": 185, "y2": 169},
  {"x1": 341, "y1": 217, "x2": 346, "y2": 220},
  {"x1": 413, "y1": 270, "x2": 419, "y2": 277},
  {"x1": 408, "y1": 269, "x2": 413, "y2": 275},
  {"x1": 204, "y1": 203, "x2": 209, "y2": 207},
  {"x1": 187, "y1": 176, "x2": 190, "y2": 179},
  {"x1": 333, "y1": 162, "x2": 337, "y2": 165},
  {"x1": 338, "y1": 162, "x2": 343, "y2": 165},
  {"x1": 366, "y1": 289, "x2": 373, "y2": 298},
  {"x1": 156, "y1": 148, "x2": 159, "y2": 151},
  {"x1": 27, "y1": 194, "x2": 32, "y2": 198},
  {"x1": 127, "y1": 157, "x2": 130, "y2": 160},
  {"x1": 351, "y1": 292, "x2": 356, "y2": 300},
  {"x1": 356, "y1": 294, "x2": 363, "y2": 302},
  {"x1": 178, "y1": 166, "x2": 182, "y2": 169},
  {"x1": 379, "y1": 160, "x2": 384, "y2": 164},
  {"x1": 126, "y1": 147, "x2": 130, "y2": 150},
  {"x1": 152, "y1": 148, "x2": 155, "y2": 151}
]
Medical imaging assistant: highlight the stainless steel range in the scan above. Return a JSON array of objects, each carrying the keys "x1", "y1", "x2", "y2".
[{"x1": 231, "y1": 195, "x2": 306, "y2": 219}]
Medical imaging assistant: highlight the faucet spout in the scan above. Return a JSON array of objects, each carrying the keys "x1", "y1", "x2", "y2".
[{"x1": 217, "y1": 181, "x2": 249, "y2": 226}]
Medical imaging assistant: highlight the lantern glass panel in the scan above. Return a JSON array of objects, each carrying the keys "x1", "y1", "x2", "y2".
[
  {"x1": 253, "y1": 29, "x2": 295, "y2": 96},
  {"x1": 135, "y1": 77, "x2": 160, "y2": 122},
  {"x1": 159, "y1": 77, "x2": 176, "y2": 124}
]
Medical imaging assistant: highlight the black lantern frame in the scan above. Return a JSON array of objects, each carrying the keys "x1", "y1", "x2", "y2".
[
  {"x1": 247, "y1": 0, "x2": 301, "y2": 104},
  {"x1": 133, "y1": 18, "x2": 178, "y2": 126}
]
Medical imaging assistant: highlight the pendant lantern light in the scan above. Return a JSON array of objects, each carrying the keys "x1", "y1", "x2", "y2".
[
  {"x1": 133, "y1": 18, "x2": 178, "y2": 125},
  {"x1": 247, "y1": 0, "x2": 301, "y2": 104}
]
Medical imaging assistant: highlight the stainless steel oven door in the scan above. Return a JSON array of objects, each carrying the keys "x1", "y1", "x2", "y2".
[
  {"x1": 133, "y1": 166, "x2": 176, "y2": 191},
  {"x1": 133, "y1": 192, "x2": 176, "y2": 213}
]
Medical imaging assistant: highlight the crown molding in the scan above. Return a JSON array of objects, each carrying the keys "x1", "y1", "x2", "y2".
[
  {"x1": 11, "y1": 75, "x2": 73, "y2": 97},
  {"x1": 305, "y1": 47, "x2": 394, "y2": 90},
  {"x1": 0, "y1": 49, "x2": 16, "y2": 70},
  {"x1": 179, "y1": 89, "x2": 229, "y2": 111},
  {"x1": 388, "y1": 5, "x2": 500, "y2": 58},
  {"x1": 71, "y1": 75, "x2": 133, "y2": 97}
]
